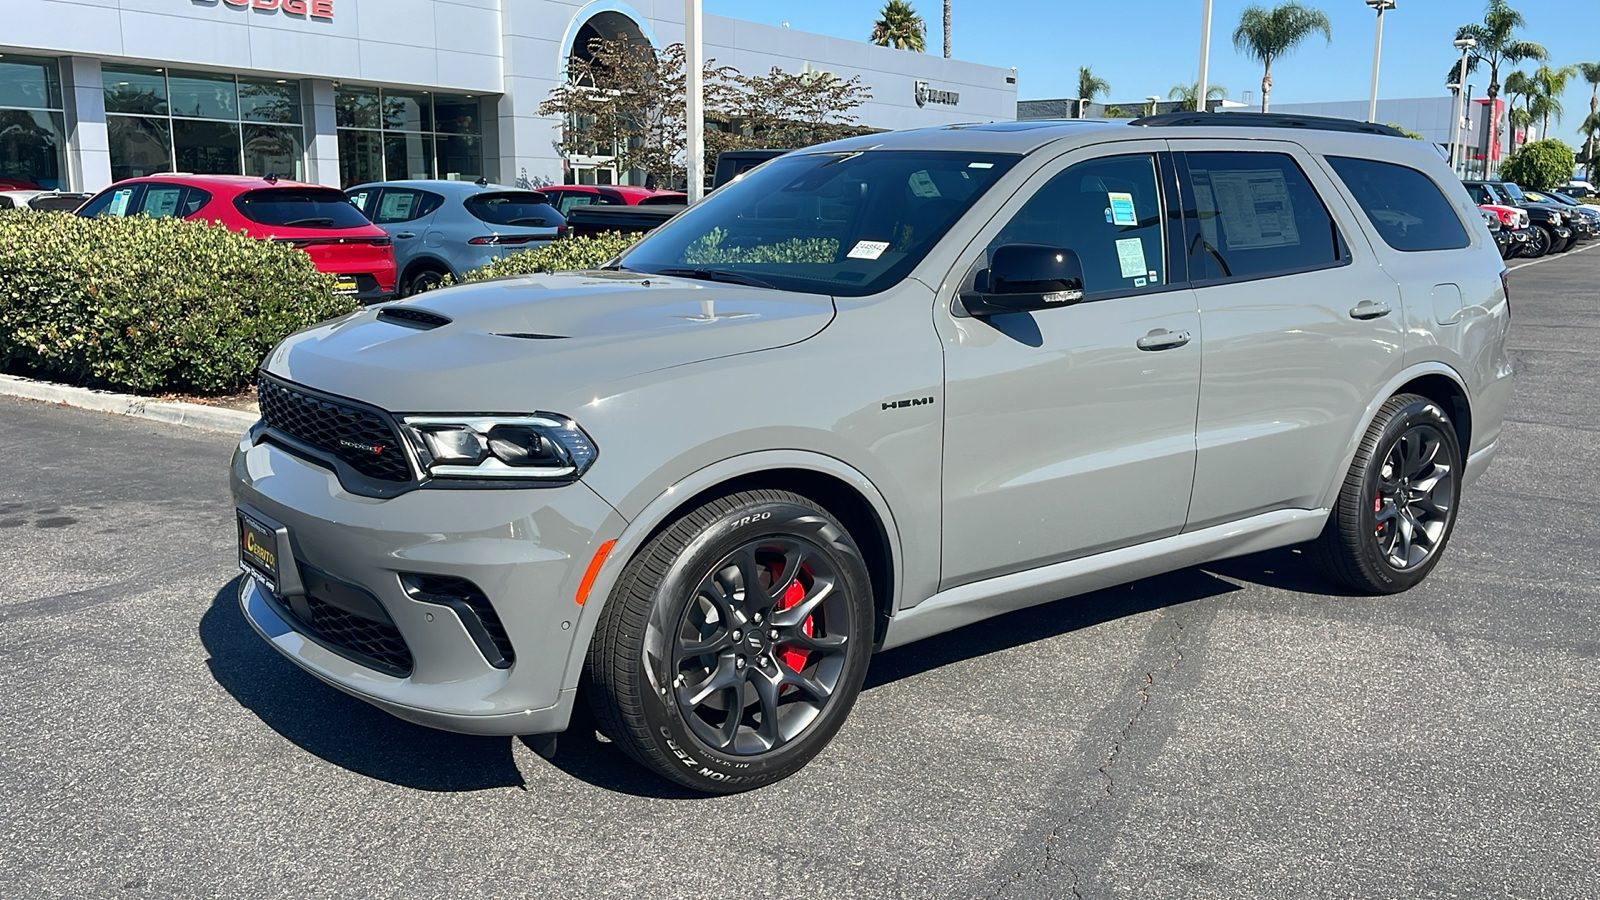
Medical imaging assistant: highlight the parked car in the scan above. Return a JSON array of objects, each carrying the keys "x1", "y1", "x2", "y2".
[
  {"x1": 562, "y1": 151, "x2": 793, "y2": 239},
  {"x1": 1521, "y1": 188, "x2": 1600, "y2": 238},
  {"x1": 1480, "y1": 209, "x2": 1512, "y2": 257},
  {"x1": 233, "y1": 113, "x2": 1510, "y2": 793},
  {"x1": 1479, "y1": 203, "x2": 1532, "y2": 258},
  {"x1": 345, "y1": 180, "x2": 566, "y2": 296},
  {"x1": 1464, "y1": 180, "x2": 1575, "y2": 256},
  {"x1": 78, "y1": 175, "x2": 396, "y2": 302},
  {"x1": 1, "y1": 189, "x2": 92, "y2": 212},
  {"x1": 1563, "y1": 179, "x2": 1596, "y2": 198},
  {"x1": 539, "y1": 184, "x2": 684, "y2": 217}
]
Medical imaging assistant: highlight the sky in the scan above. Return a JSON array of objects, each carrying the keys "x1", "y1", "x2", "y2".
[{"x1": 704, "y1": 0, "x2": 1600, "y2": 135}]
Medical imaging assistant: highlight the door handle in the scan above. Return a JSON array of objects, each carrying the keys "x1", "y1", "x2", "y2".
[
  {"x1": 1136, "y1": 329, "x2": 1192, "y2": 351},
  {"x1": 395, "y1": 232, "x2": 417, "y2": 239},
  {"x1": 1349, "y1": 300, "x2": 1392, "y2": 320}
]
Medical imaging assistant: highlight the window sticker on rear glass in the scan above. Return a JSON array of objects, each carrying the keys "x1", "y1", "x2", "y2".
[
  {"x1": 1108, "y1": 192, "x2": 1138, "y2": 226},
  {"x1": 1116, "y1": 238, "x2": 1148, "y2": 280},
  {"x1": 109, "y1": 189, "x2": 134, "y2": 217},
  {"x1": 848, "y1": 240, "x2": 890, "y2": 260},
  {"x1": 1207, "y1": 168, "x2": 1301, "y2": 250}
]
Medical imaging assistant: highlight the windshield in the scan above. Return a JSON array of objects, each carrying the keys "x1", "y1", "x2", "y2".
[
  {"x1": 616, "y1": 151, "x2": 1020, "y2": 296},
  {"x1": 1497, "y1": 182, "x2": 1527, "y2": 202},
  {"x1": 234, "y1": 188, "x2": 373, "y2": 229},
  {"x1": 1526, "y1": 191, "x2": 1575, "y2": 206}
]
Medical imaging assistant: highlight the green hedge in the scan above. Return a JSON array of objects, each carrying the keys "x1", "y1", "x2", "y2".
[
  {"x1": 0, "y1": 212, "x2": 357, "y2": 394},
  {"x1": 459, "y1": 232, "x2": 638, "y2": 282}
]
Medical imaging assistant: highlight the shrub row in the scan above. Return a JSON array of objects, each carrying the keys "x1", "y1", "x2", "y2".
[
  {"x1": 458, "y1": 231, "x2": 638, "y2": 282},
  {"x1": 0, "y1": 212, "x2": 357, "y2": 394}
]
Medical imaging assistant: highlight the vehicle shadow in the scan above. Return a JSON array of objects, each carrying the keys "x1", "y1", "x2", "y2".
[
  {"x1": 199, "y1": 576, "x2": 528, "y2": 793},
  {"x1": 201, "y1": 549, "x2": 1345, "y2": 797}
]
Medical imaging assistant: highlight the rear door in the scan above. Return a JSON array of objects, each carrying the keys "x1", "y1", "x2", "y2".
[
  {"x1": 364, "y1": 187, "x2": 444, "y2": 273},
  {"x1": 1172, "y1": 141, "x2": 1404, "y2": 529}
]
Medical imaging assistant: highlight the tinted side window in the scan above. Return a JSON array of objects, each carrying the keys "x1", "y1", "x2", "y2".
[
  {"x1": 234, "y1": 188, "x2": 373, "y2": 228},
  {"x1": 137, "y1": 183, "x2": 189, "y2": 218},
  {"x1": 988, "y1": 153, "x2": 1167, "y2": 296},
  {"x1": 80, "y1": 184, "x2": 145, "y2": 218},
  {"x1": 372, "y1": 188, "x2": 442, "y2": 224},
  {"x1": 346, "y1": 187, "x2": 378, "y2": 215},
  {"x1": 551, "y1": 191, "x2": 594, "y2": 215},
  {"x1": 1327, "y1": 157, "x2": 1470, "y2": 252},
  {"x1": 1183, "y1": 151, "x2": 1348, "y2": 282}
]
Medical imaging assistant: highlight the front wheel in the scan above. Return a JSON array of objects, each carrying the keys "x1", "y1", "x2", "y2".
[
  {"x1": 1311, "y1": 394, "x2": 1462, "y2": 594},
  {"x1": 1526, "y1": 226, "x2": 1552, "y2": 258},
  {"x1": 585, "y1": 489, "x2": 874, "y2": 793}
]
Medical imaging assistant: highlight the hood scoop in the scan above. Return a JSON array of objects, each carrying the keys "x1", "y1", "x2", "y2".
[{"x1": 377, "y1": 306, "x2": 452, "y2": 330}]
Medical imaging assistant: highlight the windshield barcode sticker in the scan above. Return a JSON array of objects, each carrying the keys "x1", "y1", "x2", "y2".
[{"x1": 848, "y1": 240, "x2": 890, "y2": 260}]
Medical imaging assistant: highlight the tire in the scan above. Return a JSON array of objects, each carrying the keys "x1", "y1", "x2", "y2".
[
  {"x1": 1311, "y1": 394, "x2": 1463, "y2": 594},
  {"x1": 1527, "y1": 226, "x2": 1552, "y2": 258},
  {"x1": 402, "y1": 266, "x2": 447, "y2": 297},
  {"x1": 585, "y1": 489, "x2": 874, "y2": 793}
]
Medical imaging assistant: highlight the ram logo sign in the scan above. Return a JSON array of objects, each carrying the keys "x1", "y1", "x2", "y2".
[{"x1": 914, "y1": 81, "x2": 960, "y2": 108}]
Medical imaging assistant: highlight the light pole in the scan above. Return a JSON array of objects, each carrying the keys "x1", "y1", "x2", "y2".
[
  {"x1": 1197, "y1": 0, "x2": 1213, "y2": 112},
  {"x1": 1448, "y1": 37, "x2": 1476, "y2": 172},
  {"x1": 685, "y1": 0, "x2": 705, "y2": 203},
  {"x1": 1147, "y1": 95, "x2": 1161, "y2": 117},
  {"x1": 1364, "y1": 0, "x2": 1395, "y2": 123}
]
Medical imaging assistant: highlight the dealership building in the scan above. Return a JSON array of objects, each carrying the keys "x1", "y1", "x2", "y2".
[{"x1": 3, "y1": 0, "x2": 1018, "y2": 194}]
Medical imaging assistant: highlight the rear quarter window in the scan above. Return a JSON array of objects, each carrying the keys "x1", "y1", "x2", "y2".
[
  {"x1": 1327, "y1": 157, "x2": 1471, "y2": 252},
  {"x1": 464, "y1": 192, "x2": 561, "y2": 227},
  {"x1": 234, "y1": 188, "x2": 372, "y2": 229}
]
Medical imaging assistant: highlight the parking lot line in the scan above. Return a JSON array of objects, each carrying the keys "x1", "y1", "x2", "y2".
[{"x1": 1507, "y1": 240, "x2": 1600, "y2": 271}]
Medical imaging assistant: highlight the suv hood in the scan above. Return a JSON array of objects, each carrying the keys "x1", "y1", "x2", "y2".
[{"x1": 263, "y1": 270, "x2": 836, "y2": 412}]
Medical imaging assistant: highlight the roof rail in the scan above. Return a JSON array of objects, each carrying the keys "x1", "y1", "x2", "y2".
[{"x1": 1129, "y1": 111, "x2": 1407, "y2": 138}]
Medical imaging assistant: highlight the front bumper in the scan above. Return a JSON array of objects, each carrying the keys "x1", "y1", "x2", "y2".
[{"x1": 231, "y1": 434, "x2": 625, "y2": 736}]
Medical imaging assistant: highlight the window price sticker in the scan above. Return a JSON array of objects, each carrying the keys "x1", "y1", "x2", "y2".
[{"x1": 848, "y1": 240, "x2": 890, "y2": 260}]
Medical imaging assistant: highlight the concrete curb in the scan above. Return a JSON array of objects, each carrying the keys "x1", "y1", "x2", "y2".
[{"x1": 0, "y1": 373, "x2": 257, "y2": 434}]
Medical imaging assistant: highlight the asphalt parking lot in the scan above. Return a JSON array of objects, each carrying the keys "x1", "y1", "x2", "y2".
[{"x1": 3, "y1": 246, "x2": 1598, "y2": 899}]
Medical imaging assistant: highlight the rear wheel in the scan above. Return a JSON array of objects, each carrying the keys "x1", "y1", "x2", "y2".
[
  {"x1": 402, "y1": 266, "x2": 448, "y2": 297},
  {"x1": 1312, "y1": 394, "x2": 1462, "y2": 594},
  {"x1": 585, "y1": 489, "x2": 874, "y2": 793}
]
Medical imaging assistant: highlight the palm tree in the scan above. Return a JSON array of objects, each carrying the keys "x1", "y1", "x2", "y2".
[
  {"x1": 1504, "y1": 69, "x2": 1535, "y2": 151},
  {"x1": 943, "y1": 0, "x2": 951, "y2": 58},
  {"x1": 1509, "y1": 106, "x2": 1533, "y2": 146},
  {"x1": 1578, "y1": 111, "x2": 1600, "y2": 179},
  {"x1": 871, "y1": 0, "x2": 926, "y2": 52},
  {"x1": 1454, "y1": 0, "x2": 1547, "y2": 171},
  {"x1": 1531, "y1": 63, "x2": 1577, "y2": 138},
  {"x1": 1231, "y1": 3, "x2": 1332, "y2": 113},
  {"x1": 1578, "y1": 62, "x2": 1600, "y2": 167},
  {"x1": 1077, "y1": 66, "x2": 1110, "y2": 118},
  {"x1": 1169, "y1": 82, "x2": 1229, "y2": 112}
]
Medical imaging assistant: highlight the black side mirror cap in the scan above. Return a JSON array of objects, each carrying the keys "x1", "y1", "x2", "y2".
[{"x1": 960, "y1": 244, "x2": 1086, "y2": 316}]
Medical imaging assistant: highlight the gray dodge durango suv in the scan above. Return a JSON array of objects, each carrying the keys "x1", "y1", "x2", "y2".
[{"x1": 232, "y1": 113, "x2": 1512, "y2": 792}]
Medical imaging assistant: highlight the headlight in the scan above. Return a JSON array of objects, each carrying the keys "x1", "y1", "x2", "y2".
[{"x1": 401, "y1": 414, "x2": 598, "y2": 481}]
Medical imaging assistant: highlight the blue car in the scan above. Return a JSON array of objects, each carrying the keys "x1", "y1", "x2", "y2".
[{"x1": 345, "y1": 180, "x2": 565, "y2": 296}]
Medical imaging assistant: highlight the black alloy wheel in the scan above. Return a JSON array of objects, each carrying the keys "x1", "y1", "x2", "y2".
[
  {"x1": 1312, "y1": 394, "x2": 1462, "y2": 594},
  {"x1": 1525, "y1": 225, "x2": 1551, "y2": 258},
  {"x1": 586, "y1": 489, "x2": 874, "y2": 792},
  {"x1": 403, "y1": 267, "x2": 447, "y2": 297}
]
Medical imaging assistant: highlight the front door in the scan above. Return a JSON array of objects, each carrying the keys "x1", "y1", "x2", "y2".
[{"x1": 938, "y1": 144, "x2": 1202, "y2": 590}]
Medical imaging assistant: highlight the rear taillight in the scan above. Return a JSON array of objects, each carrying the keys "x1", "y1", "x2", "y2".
[
  {"x1": 468, "y1": 235, "x2": 550, "y2": 246},
  {"x1": 556, "y1": 226, "x2": 570, "y2": 240}
]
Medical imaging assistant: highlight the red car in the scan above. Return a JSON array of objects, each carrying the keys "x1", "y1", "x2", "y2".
[
  {"x1": 78, "y1": 174, "x2": 396, "y2": 303},
  {"x1": 540, "y1": 184, "x2": 685, "y2": 216}
]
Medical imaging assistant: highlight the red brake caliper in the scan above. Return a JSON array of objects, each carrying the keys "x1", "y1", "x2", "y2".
[{"x1": 774, "y1": 572, "x2": 812, "y2": 673}]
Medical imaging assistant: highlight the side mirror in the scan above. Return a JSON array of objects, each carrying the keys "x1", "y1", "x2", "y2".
[{"x1": 961, "y1": 244, "x2": 1085, "y2": 316}]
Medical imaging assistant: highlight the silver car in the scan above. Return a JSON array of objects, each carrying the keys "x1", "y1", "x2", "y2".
[
  {"x1": 345, "y1": 179, "x2": 564, "y2": 295},
  {"x1": 233, "y1": 115, "x2": 1512, "y2": 793}
]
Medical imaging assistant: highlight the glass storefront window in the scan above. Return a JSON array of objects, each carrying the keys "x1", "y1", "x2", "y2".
[
  {"x1": 107, "y1": 116, "x2": 174, "y2": 181},
  {"x1": 239, "y1": 77, "x2": 301, "y2": 124},
  {"x1": 103, "y1": 66, "x2": 169, "y2": 115},
  {"x1": 174, "y1": 120, "x2": 242, "y2": 174},
  {"x1": 244, "y1": 124, "x2": 307, "y2": 180},
  {"x1": 336, "y1": 87, "x2": 488, "y2": 186},
  {"x1": 0, "y1": 56, "x2": 66, "y2": 190},
  {"x1": 104, "y1": 70, "x2": 305, "y2": 183},
  {"x1": 0, "y1": 55, "x2": 62, "y2": 110},
  {"x1": 168, "y1": 70, "x2": 238, "y2": 120}
]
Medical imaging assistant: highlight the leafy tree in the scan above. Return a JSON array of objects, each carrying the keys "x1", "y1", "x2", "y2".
[
  {"x1": 1499, "y1": 138, "x2": 1575, "y2": 191},
  {"x1": 1169, "y1": 82, "x2": 1229, "y2": 112},
  {"x1": 1454, "y1": 0, "x2": 1547, "y2": 172},
  {"x1": 871, "y1": 1, "x2": 926, "y2": 52},
  {"x1": 1076, "y1": 66, "x2": 1110, "y2": 118},
  {"x1": 1231, "y1": 3, "x2": 1332, "y2": 112},
  {"x1": 1102, "y1": 105, "x2": 1129, "y2": 118},
  {"x1": 718, "y1": 65, "x2": 874, "y2": 153},
  {"x1": 1385, "y1": 123, "x2": 1425, "y2": 140}
]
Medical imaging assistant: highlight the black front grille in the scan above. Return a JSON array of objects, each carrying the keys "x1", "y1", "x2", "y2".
[
  {"x1": 293, "y1": 594, "x2": 414, "y2": 677},
  {"x1": 257, "y1": 375, "x2": 413, "y2": 483}
]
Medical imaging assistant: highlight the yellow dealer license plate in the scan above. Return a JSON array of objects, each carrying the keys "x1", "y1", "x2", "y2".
[
  {"x1": 333, "y1": 278, "x2": 358, "y2": 294},
  {"x1": 238, "y1": 510, "x2": 280, "y2": 593}
]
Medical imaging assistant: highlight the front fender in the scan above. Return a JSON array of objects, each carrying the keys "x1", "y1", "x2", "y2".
[{"x1": 556, "y1": 449, "x2": 905, "y2": 697}]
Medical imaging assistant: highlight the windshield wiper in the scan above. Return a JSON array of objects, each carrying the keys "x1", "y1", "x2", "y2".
[
  {"x1": 653, "y1": 267, "x2": 778, "y2": 290},
  {"x1": 283, "y1": 216, "x2": 336, "y2": 226}
]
